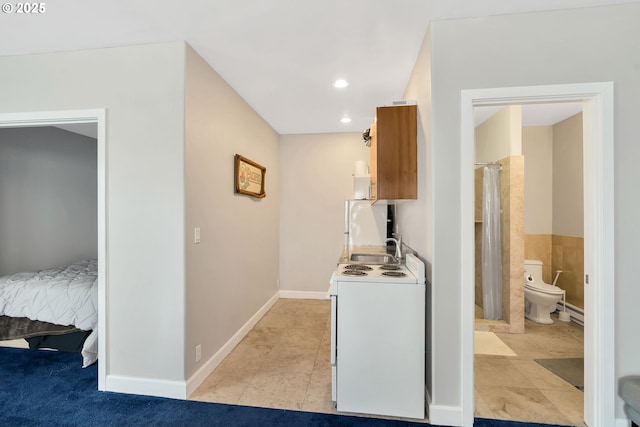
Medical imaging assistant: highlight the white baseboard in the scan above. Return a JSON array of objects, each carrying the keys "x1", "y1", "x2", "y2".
[
  {"x1": 106, "y1": 374, "x2": 187, "y2": 399},
  {"x1": 555, "y1": 301, "x2": 584, "y2": 325},
  {"x1": 108, "y1": 290, "x2": 328, "y2": 400},
  {"x1": 427, "y1": 403, "x2": 464, "y2": 427},
  {"x1": 279, "y1": 290, "x2": 330, "y2": 300},
  {"x1": 185, "y1": 291, "x2": 280, "y2": 397},
  {"x1": 615, "y1": 418, "x2": 631, "y2": 427}
]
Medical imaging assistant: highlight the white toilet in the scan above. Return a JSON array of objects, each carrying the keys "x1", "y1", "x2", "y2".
[{"x1": 524, "y1": 259, "x2": 565, "y2": 324}]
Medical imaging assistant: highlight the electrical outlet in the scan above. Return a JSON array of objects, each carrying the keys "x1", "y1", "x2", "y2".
[
  {"x1": 195, "y1": 344, "x2": 201, "y2": 362},
  {"x1": 194, "y1": 227, "x2": 201, "y2": 244}
]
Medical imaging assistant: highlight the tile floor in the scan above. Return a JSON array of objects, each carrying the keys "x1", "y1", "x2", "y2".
[
  {"x1": 475, "y1": 313, "x2": 585, "y2": 427},
  {"x1": 190, "y1": 299, "x2": 585, "y2": 426},
  {"x1": 190, "y1": 299, "x2": 335, "y2": 413}
]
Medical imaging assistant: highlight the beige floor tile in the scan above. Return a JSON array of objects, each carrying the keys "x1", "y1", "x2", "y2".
[
  {"x1": 315, "y1": 347, "x2": 331, "y2": 369},
  {"x1": 215, "y1": 343, "x2": 268, "y2": 373},
  {"x1": 190, "y1": 361, "x2": 258, "y2": 405},
  {"x1": 0, "y1": 339, "x2": 29, "y2": 349},
  {"x1": 320, "y1": 329, "x2": 331, "y2": 350},
  {"x1": 476, "y1": 384, "x2": 574, "y2": 425},
  {"x1": 303, "y1": 379, "x2": 336, "y2": 413},
  {"x1": 291, "y1": 300, "x2": 331, "y2": 316},
  {"x1": 475, "y1": 331, "x2": 518, "y2": 356},
  {"x1": 477, "y1": 315, "x2": 584, "y2": 426},
  {"x1": 277, "y1": 327, "x2": 324, "y2": 349},
  {"x1": 475, "y1": 357, "x2": 535, "y2": 389},
  {"x1": 239, "y1": 370, "x2": 312, "y2": 410},
  {"x1": 260, "y1": 345, "x2": 319, "y2": 374},
  {"x1": 509, "y1": 359, "x2": 577, "y2": 392},
  {"x1": 474, "y1": 386, "x2": 499, "y2": 419},
  {"x1": 292, "y1": 314, "x2": 329, "y2": 330},
  {"x1": 254, "y1": 312, "x2": 294, "y2": 329},
  {"x1": 242, "y1": 326, "x2": 285, "y2": 350},
  {"x1": 540, "y1": 388, "x2": 585, "y2": 426},
  {"x1": 495, "y1": 332, "x2": 556, "y2": 360}
]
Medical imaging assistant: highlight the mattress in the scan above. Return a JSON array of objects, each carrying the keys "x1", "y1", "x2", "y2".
[{"x1": 0, "y1": 259, "x2": 98, "y2": 366}]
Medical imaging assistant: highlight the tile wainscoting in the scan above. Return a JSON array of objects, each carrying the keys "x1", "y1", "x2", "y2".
[{"x1": 525, "y1": 234, "x2": 584, "y2": 309}]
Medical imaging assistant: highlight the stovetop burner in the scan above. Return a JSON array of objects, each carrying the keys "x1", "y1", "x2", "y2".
[
  {"x1": 381, "y1": 271, "x2": 407, "y2": 277},
  {"x1": 379, "y1": 265, "x2": 401, "y2": 271},
  {"x1": 342, "y1": 270, "x2": 368, "y2": 276},
  {"x1": 344, "y1": 265, "x2": 373, "y2": 271}
]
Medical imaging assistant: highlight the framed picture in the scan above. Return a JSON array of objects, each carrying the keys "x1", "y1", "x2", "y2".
[{"x1": 234, "y1": 154, "x2": 266, "y2": 198}]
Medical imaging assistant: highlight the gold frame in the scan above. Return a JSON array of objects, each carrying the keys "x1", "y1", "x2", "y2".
[{"x1": 234, "y1": 154, "x2": 266, "y2": 198}]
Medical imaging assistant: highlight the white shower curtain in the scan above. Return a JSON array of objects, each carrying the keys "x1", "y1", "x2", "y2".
[{"x1": 482, "y1": 166, "x2": 503, "y2": 320}]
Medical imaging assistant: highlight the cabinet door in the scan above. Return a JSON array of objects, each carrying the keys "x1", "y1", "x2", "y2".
[{"x1": 372, "y1": 105, "x2": 417, "y2": 201}]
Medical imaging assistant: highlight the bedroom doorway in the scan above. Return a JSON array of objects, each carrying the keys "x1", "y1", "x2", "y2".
[
  {"x1": 461, "y1": 83, "x2": 614, "y2": 427},
  {"x1": 0, "y1": 109, "x2": 107, "y2": 390}
]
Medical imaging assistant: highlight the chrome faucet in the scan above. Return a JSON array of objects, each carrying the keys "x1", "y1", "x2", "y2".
[{"x1": 384, "y1": 236, "x2": 402, "y2": 260}]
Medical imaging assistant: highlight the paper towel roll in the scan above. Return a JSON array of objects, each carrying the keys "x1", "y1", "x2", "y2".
[{"x1": 354, "y1": 160, "x2": 368, "y2": 176}]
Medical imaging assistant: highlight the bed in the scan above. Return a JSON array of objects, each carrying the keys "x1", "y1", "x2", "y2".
[{"x1": 0, "y1": 259, "x2": 98, "y2": 367}]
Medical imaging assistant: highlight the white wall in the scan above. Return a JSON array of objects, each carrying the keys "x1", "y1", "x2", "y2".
[
  {"x1": 184, "y1": 45, "x2": 280, "y2": 378},
  {"x1": 279, "y1": 132, "x2": 369, "y2": 293},
  {"x1": 0, "y1": 126, "x2": 97, "y2": 276},
  {"x1": 0, "y1": 42, "x2": 187, "y2": 387},
  {"x1": 553, "y1": 113, "x2": 584, "y2": 237},
  {"x1": 405, "y1": 3, "x2": 640, "y2": 423},
  {"x1": 402, "y1": 27, "x2": 433, "y2": 402},
  {"x1": 522, "y1": 126, "x2": 553, "y2": 235},
  {"x1": 402, "y1": 28, "x2": 432, "y2": 267}
]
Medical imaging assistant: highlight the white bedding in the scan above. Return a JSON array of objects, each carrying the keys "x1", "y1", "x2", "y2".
[{"x1": 0, "y1": 259, "x2": 98, "y2": 367}]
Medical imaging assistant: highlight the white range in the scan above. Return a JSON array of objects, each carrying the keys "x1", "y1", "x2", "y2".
[{"x1": 329, "y1": 252, "x2": 426, "y2": 419}]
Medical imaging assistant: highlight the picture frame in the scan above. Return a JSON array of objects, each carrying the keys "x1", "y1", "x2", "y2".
[{"x1": 234, "y1": 154, "x2": 266, "y2": 198}]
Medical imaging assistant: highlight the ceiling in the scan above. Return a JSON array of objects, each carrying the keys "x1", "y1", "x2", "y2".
[{"x1": 0, "y1": 0, "x2": 633, "y2": 135}]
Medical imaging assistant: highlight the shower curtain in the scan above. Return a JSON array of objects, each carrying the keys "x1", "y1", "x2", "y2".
[{"x1": 482, "y1": 166, "x2": 503, "y2": 320}]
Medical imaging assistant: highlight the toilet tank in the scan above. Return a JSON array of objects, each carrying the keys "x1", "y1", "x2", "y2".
[{"x1": 524, "y1": 259, "x2": 543, "y2": 284}]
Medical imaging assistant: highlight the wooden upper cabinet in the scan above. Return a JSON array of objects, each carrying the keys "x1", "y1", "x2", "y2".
[{"x1": 370, "y1": 105, "x2": 417, "y2": 202}]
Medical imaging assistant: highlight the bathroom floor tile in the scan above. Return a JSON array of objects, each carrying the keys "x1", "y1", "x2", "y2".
[
  {"x1": 476, "y1": 384, "x2": 574, "y2": 426},
  {"x1": 475, "y1": 357, "x2": 534, "y2": 388},
  {"x1": 540, "y1": 388, "x2": 586, "y2": 426},
  {"x1": 478, "y1": 315, "x2": 584, "y2": 425},
  {"x1": 509, "y1": 359, "x2": 577, "y2": 392}
]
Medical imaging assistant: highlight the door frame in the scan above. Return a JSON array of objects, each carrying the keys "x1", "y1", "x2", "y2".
[
  {"x1": 460, "y1": 82, "x2": 614, "y2": 427},
  {"x1": 0, "y1": 109, "x2": 107, "y2": 391}
]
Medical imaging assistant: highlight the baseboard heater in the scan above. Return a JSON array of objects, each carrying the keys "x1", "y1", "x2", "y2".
[{"x1": 555, "y1": 301, "x2": 584, "y2": 325}]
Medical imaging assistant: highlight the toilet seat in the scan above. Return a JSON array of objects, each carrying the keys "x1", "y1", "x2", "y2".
[{"x1": 524, "y1": 281, "x2": 565, "y2": 295}]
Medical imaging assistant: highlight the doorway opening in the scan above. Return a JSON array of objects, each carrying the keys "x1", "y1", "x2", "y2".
[
  {"x1": 472, "y1": 101, "x2": 586, "y2": 425},
  {"x1": 0, "y1": 109, "x2": 107, "y2": 391},
  {"x1": 461, "y1": 83, "x2": 614, "y2": 427}
]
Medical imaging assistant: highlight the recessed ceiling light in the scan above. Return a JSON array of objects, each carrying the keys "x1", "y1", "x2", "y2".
[
  {"x1": 340, "y1": 117, "x2": 352, "y2": 124},
  {"x1": 332, "y1": 79, "x2": 349, "y2": 89}
]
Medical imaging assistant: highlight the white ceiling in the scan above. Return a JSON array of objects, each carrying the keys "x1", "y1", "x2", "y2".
[{"x1": 0, "y1": 0, "x2": 633, "y2": 135}]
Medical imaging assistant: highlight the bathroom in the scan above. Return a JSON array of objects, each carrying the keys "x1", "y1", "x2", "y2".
[{"x1": 472, "y1": 103, "x2": 586, "y2": 425}]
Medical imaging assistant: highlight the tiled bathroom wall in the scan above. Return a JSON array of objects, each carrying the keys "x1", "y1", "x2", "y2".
[
  {"x1": 525, "y1": 234, "x2": 584, "y2": 309},
  {"x1": 552, "y1": 235, "x2": 584, "y2": 308},
  {"x1": 524, "y1": 234, "x2": 553, "y2": 282}
]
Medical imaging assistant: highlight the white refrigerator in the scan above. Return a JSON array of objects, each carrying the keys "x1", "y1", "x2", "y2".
[{"x1": 344, "y1": 200, "x2": 387, "y2": 247}]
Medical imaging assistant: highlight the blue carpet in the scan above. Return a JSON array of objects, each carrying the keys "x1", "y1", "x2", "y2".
[{"x1": 0, "y1": 347, "x2": 570, "y2": 427}]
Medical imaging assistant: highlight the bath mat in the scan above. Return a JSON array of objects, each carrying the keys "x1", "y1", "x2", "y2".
[
  {"x1": 535, "y1": 358, "x2": 584, "y2": 390},
  {"x1": 474, "y1": 331, "x2": 517, "y2": 356}
]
